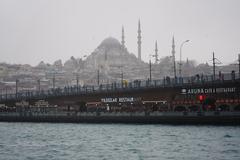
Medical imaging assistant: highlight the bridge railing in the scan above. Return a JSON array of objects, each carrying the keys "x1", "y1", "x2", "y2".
[{"x1": 0, "y1": 72, "x2": 239, "y2": 102}]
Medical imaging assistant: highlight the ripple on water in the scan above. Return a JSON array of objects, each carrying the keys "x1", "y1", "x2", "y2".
[
  {"x1": 224, "y1": 134, "x2": 233, "y2": 138},
  {"x1": 0, "y1": 123, "x2": 240, "y2": 160}
]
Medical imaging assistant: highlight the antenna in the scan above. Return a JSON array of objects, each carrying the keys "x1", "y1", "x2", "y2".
[{"x1": 210, "y1": 52, "x2": 222, "y2": 81}]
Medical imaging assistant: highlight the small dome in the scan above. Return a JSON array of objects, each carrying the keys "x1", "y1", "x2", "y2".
[
  {"x1": 37, "y1": 61, "x2": 46, "y2": 67},
  {"x1": 98, "y1": 37, "x2": 121, "y2": 49}
]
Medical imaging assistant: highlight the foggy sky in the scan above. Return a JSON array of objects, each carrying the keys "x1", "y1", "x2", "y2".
[{"x1": 0, "y1": 0, "x2": 240, "y2": 66}]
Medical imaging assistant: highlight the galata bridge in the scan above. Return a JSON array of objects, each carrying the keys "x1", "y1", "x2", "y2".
[{"x1": 0, "y1": 73, "x2": 239, "y2": 113}]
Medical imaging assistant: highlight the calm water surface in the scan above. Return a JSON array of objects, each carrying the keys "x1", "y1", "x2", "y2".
[{"x1": 0, "y1": 122, "x2": 239, "y2": 160}]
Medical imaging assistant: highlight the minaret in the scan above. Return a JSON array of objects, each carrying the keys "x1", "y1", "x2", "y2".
[
  {"x1": 121, "y1": 26, "x2": 125, "y2": 48},
  {"x1": 137, "y1": 20, "x2": 142, "y2": 61},
  {"x1": 172, "y1": 36, "x2": 176, "y2": 78},
  {"x1": 155, "y1": 41, "x2": 158, "y2": 64}
]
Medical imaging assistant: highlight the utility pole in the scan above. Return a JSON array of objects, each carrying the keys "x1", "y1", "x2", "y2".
[
  {"x1": 211, "y1": 52, "x2": 222, "y2": 82},
  {"x1": 77, "y1": 74, "x2": 79, "y2": 87},
  {"x1": 179, "y1": 40, "x2": 190, "y2": 78},
  {"x1": 37, "y1": 79, "x2": 40, "y2": 92},
  {"x1": 5, "y1": 87, "x2": 8, "y2": 100},
  {"x1": 53, "y1": 74, "x2": 55, "y2": 89},
  {"x1": 172, "y1": 36, "x2": 177, "y2": 80},
  {"x1": 97, "y1": 69, "x2": 100, "y2": 86},
  {"x1": 121, "y1": 70, "x2": 123, "y2": 88},
  {"x1": 149, "y1": 59, "x2": 152, "y2": 81},
  {"x1": 5, "y1": 86, "x2": 8, "y2": 100},
  {"x1": 76, "y1": 74, "x2": 79, "y2": 93},
  {"x1": 213, "y1": 52, "x2": 216, "y2": 81},
  {"x1": 16, "y1": 79, "x2": 19, "y2": 98},
  {"x1": 154, "y1": 41, "x2": 158, "y2": 64}
]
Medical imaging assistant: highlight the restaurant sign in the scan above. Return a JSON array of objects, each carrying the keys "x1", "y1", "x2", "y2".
[
  {"x1": 101, "y1": 97, "x2": 141, "y2": 103},
  {"x1": 181, "y1": 87, "x2": 236, "y2": 94}
]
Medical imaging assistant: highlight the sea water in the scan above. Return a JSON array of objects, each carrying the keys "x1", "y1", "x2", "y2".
[{"x1": 0, "y1": 122, "x2": 239, "y2": 160}]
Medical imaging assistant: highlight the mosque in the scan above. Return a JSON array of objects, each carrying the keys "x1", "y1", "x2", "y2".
[
  {"x1": 81, "y1": 20, "x2": 151, "y2": 85},
  {"x1": 44, "y1": 20, "x2": 178, "y2": 87}
]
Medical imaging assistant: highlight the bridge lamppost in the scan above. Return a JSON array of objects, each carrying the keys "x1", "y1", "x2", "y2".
[
  {"x1": 5, "y1": 86, "x2": 8, "y2": 100},
  {"x1": 179, "y1": 40, "x2": 190, "y2": 79},
  {"x1": 238, "y1": 54, "x2": 240, "y2": 80},
  {"x1": 211, "y1": 52, "x2": 222, "y2": 81},
  {"x1": 149, "y1": 55, "x2": 153, "y2": 82},
  {"x1": 121, "y1": 69, "x2": 123, "y2": 88},
  {"x1": 76, "y1": 74, "x2": 79, "y2": 91},
  {"x1": 149, "y1": 54, "x2": 156, "y2": 82},
  {"x1": 16, "y1": 79, "x2": 19, "y2": 99},
  {"x1": 52, "y1": 74, "x2": 55, "y2": 89},
  {"x1": 37, "y1": 79, "x2": 41, "y2": 93},
  {"x1": 97, "y1": 69, "x2": 100, "y2": 86},
  {"x1": 117, "y1": 65, "x2": 124, "y2": 88},
  {"x1": 75, "y1": 72, "x2": 79, "y2": 92},
  {"x1": 73, "y1": 70, "x2": 80, "y2": 93}
]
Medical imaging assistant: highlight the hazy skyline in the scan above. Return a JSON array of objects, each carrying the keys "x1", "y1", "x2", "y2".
[{"x1": 0, "y1": 0, "x2": 240, "y2": 66}]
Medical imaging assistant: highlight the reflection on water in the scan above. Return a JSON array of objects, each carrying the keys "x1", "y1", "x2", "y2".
[{"x1": 0, "y1": 123, "x2": 239, "y2": 160}]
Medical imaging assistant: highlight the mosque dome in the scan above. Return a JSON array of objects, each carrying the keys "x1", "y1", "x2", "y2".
[{"x1": 98, "y1": 37, "x2": 121, "y2": 49}]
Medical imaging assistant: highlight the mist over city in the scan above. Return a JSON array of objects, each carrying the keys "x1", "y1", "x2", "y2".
[
  {"x1": 0, "y1": 1, "x2": 240, "y2": 160},
  {"x1": 0, "y1": 0, "x2": 239, "y2": 66},
  {"x1": 0, "y1": 0, "x2": 239, "y2": 89}
]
